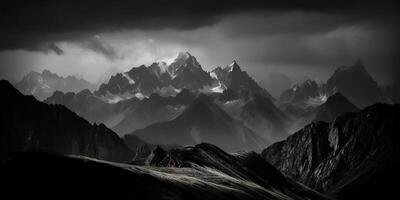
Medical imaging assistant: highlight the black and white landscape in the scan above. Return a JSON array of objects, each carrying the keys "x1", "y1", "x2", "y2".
[{"x1": 0, "y1": 0, "x2": 399, "y2": 200}]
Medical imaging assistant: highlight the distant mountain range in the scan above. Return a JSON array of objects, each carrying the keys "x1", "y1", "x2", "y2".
[
  {"x1": 1, "y1": 52, "x2": 399, "y2": 200},
  {"x1": 14, "y1": 69, "x2": 96, "y2": 100},
  {"x1": 95, "y1": 52, "x2": 273, "y2": 103},
  {"x1": 11, "y1": 53, "x2": 396, "y2": 153},
  {"x1": 280, "y1": 60, "x2": 387, "y2": 110}
]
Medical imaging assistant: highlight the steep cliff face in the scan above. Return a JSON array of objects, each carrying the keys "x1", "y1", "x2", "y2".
[
  {"x1": 262, "y1": 103, "x2": 400, "y2": 199},
  {"x1": 0, "y1": 80, "x2": 133, "y2": 163}
]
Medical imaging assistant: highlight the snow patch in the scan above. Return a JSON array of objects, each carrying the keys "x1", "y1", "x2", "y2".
[
  {"x1": 122, "y1": 73, "x2": 135, "y2": 84},
  {"x1": 210, "y1": 72, "x2": 218, "y2": 80},
  {"x1": 154, "y1": 86, "x2": 181, "y2": 97},
  {"x1": 101, "y1": 91, "x2": 146, "y2": 104},
  {"x1": 134, "y1": 92, "x2": 146, "y2": 100},
  {"x1": 306, "y1": 94, "x2": 328, "y2": 106}
]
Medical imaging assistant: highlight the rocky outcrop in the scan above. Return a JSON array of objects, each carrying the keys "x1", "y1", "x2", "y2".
[{"x1": 262, "y1": 103, "x2": 400, "y2": 199}]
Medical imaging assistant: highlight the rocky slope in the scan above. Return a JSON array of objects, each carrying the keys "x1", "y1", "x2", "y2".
[
  {"x1": 0, "y1": 80, "x2": 133, "y2": 163},
  {"x1": 262, "y1": 103, "x2": 400, "y2": 200},
  {"x1": 0, "y1": 146, "x2": 330, "y2": 200}
]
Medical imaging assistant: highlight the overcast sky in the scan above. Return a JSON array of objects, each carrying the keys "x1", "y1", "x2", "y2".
[{"x1": 0, "y1": 0, "x2": 398, "y2": 97}]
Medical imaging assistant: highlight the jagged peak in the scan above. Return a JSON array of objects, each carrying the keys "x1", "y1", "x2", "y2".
[
  {"x1": 228, "y1": 60, "x2": 241, "y2": 72},
  {"x1": 169, "y1": 51, "x2": 201, "y2": 70}
]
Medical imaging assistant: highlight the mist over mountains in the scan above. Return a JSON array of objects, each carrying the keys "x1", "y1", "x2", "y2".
[
  {"x1": 11, "y1": 52, "x2": 394, "y2": 151},
  {"x1": 14, "y1": 69, "x2": 96, "y2": 100},
  {"x1": 1, "y1": 51, "x2": 399, "y2": 200},
  {"x1": 1, "y1": 0, "x2": 399, "y2": 199}
]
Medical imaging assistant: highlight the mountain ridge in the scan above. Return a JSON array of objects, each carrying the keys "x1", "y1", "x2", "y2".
[{"x1": 0, "y1": 80, "x2": 133, "y2": 163}]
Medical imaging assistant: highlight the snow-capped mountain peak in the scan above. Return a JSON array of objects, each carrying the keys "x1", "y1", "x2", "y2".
[
  {"x1": 228, "y1": 60, "x2": 241, "y2": 72},
  {"x1": 167, "y1": 51, "x2": 202, "y2": 76}
]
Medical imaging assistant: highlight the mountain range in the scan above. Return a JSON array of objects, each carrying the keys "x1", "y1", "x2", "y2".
[
  {"x1": 17, "y1": 53, "x2": 393, "y2": 153},
  {"x1": 130, "y1": 94, "x2": 266, "y2": 152},
  {"x1": 95, "y1": 52, "x2": 273, "y2": 103},
  {"x1": 45, "y1": 88, "x2": 195, "y2": 135},
  {"x1": 1, "y1": 50, "x2": 399, "y2": 200},
  {"x1": 14, "y1": 69, "x2": 96, "y2": 100},
  {"x1": 280, "y1": 60, "x2": 387, "y2": 110}
]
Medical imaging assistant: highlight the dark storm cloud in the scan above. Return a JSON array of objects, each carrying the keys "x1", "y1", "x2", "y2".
[{"x1": 0, "y1": 0, "x2": 391, "y2": 53}]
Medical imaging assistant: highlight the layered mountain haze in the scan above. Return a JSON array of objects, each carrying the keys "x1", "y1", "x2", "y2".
[
  {"x1": 1, "y1": 1, "x2": 399, "y2": 199},
  {"x1": 14, "y1": 69, "x2": 96, "y2": 100},
  {"x1": 313, "y1": 93, "x2": 359, "y2": 122},
  {"x1": 240, "y1": 94, "x2": 290, "y2": 144},
  {"x1": 130, "y1": 94, "x2": 267, "y2": 152},
  {"x1": 45, "y1": 88, "x2": 195, "y2": 135},
  {"x1": 2, "y1": 52, "x2": 399, "y2": 200},
  {"x1": 322, "y1": 61, "x2": 387, "y2": 109},
  {"x1": 280, "y1": 80, "x2": 322, "y2": 105}
]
